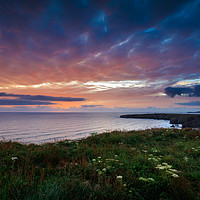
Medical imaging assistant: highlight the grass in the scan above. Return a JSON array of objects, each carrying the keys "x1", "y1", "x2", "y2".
[{"x1": 0, "y1": 128, "x2": 199, "y2": 200}]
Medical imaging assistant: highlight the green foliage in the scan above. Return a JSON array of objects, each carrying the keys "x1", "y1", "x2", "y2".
[{"x1": 0, "y1": 128, "x2": 199, "y2": 200}]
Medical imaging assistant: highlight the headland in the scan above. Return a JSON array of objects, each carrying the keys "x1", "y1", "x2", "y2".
[{"x1": 120, "y1": 113, "x2": 200, "y2": 128}]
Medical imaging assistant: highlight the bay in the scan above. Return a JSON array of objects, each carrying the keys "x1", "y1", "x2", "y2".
[{"x1": 0, "y1": 112, "x2": 172, "y2": 144}]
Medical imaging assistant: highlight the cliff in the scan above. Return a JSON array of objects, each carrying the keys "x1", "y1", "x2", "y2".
[{"x1": 120, "y1": 113, "x2": 200, "y2": 128}]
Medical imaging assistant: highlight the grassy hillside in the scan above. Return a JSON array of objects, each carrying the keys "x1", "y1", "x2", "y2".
[{"x1": 0, "y1": 128, "x2": 200, "y2": 200}]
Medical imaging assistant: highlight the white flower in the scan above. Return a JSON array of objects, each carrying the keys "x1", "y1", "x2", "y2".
[
  {"x1": 167, "y1": 165, "x2": 172, "y2": 169},
  {"x1": 139, "y1": 177, "x2": 148, "y2": 182},
  {"x1": 162, "y1": 163, "x2": 168, "y2": 165},
  {"x1": 11, "y1": 157, "x2": 18, "y2": 161},
  {"x1": 116, "y1": 176, "x2": 123, "y2": 179},
  {"x1": 184, "y1": 157, "x2": 188, "y2": 161},
  {"x1": 92, "y1": 159, "x2": 96, "y2": 162},
  {"x1": 172, "y1": 174, "x2": 179, "y2": 178},
  {"x1": 169, "y1": 169, "x2": 178, "y2": 172}
]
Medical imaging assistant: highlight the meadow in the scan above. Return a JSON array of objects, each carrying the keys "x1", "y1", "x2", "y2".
[{"x1": 0, "y1": 128, "x2": 199, "y2": 200}]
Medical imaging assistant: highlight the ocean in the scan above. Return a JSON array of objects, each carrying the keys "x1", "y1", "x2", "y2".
[{"x1": 0, "y1": 112, "x2": 172, "y2": 144}]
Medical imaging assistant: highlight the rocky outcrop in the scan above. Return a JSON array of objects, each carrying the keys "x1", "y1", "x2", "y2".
[{"x1": 120, "y1": 113, "x2": 200, "y2": 128}]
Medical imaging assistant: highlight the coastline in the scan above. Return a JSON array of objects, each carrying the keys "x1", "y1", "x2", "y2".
[{"x1": 120, "y1": 113, "x2": 200, "y2": 128}]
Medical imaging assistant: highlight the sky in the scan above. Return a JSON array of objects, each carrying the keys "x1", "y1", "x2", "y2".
[{"x1": 0, "y1": 0, "x2": 200, "y2": 112}]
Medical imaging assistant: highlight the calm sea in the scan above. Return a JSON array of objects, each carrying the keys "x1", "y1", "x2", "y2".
[{"x1": 0, "y1": 112, "x2": 172, "y2": 144}]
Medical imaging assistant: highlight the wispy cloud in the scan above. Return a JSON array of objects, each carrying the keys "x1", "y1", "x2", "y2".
[
  {"x1": 0, "y1": 92, "x2": 86, "y2": 102},
  {"x1": 0, "y1": 99, "x2": 55, "y2": 105},
  {"x1": 175, "y1": 101, "x2": 200, "y2": 106},
  {"x1": 81, "y1": 104, "x2": 103, "y2": 108}
]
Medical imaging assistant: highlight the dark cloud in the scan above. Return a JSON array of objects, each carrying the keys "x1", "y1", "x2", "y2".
[
  {"x1": 0, "y1": 99, "x2": 54, "y2": 105},
  {"x1": 0, "y1": 0, "x2": 196, "y2": 54},
  {"x1": 176, "y1": 101, "x2": 200, "y2": 106},
  {"x1": 164, "y1": 85, "x2": 200, "y2": 98},
  {"x1": 81, "y1": 104, "x2": 103, "y2": 108},
  {"x1": 0, "y1": 93, "x2": 86, "y2": 101}
]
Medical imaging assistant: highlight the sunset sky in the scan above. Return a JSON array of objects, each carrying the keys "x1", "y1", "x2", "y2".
[{"x1": 0, "y1": 0, "x2": 199, "y2": 112}]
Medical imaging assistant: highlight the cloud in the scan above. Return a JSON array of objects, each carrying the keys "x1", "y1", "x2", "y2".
[
  {"x1": 81, "y1": 104, "x2": 103, "y2": 108},
  {"x1": 164, "y1": 85, "x2": 200, "y2": 98},
  {"x1": 0, "y1": 0, "x2": 199, "y2": 110},
  {"x1": 0, "y1": 92, "x2": 86, "y2": 101},
  {"x1": 0, "y1": 99, "x2": 54, "y2": 105},
  {"x1": 175, "y1": 101, "x2": 200, "y2": 106}
]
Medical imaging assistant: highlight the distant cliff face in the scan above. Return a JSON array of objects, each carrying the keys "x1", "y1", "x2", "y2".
[{"x1": 120, "y1": 113, "x2": 200, "y2": 128}]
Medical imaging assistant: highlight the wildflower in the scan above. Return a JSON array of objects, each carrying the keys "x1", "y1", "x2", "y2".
[
  {"x1": 167, "y1": 165, "x2": 172, "y2": 169},
  {"x1": 148, "y1": 178, "x2": 155, "y2": 182},
  {"x1": 152, "y1": 149, "x2": 158, "y2": 153},
  {"x1": 102, "y1": 168, "x2": 106, "y2": 172},
  {"x1": 172, "y1": 174, "x2": 179, "y2": 178},
  {"x1": 97, "y1": 156, "x2": 101, "y2": 159},
  {"x1": 169, "y1": 169, "x2": 178, "y2": 172},
  {"x1": 162, "y1": 162, "x2": 168, "y2": 165},
  {"x1": 183, "y1": 157, "x2": 188, "y2": 161},
  {"x1": 156, "y1": 164, "x2": 162, "y2": 168},
  {"x1": 139, "y1": 177, "x2": 148, "y2": 182},
  {"x1": 11, "y1": 157, "x2": 18, "y2": 161},
  {"x1": 158, "y1": 166, "x2": 165, "y2": 170},
  {"x1": 116, "y1": 176, "x2": 123, "y2": 179},
  {"x1": 123, "y1": 184, "x2": 127, "y2": 187},
  {"x1": 92, "y1": 159, "x2": 96, "y2": 162}
]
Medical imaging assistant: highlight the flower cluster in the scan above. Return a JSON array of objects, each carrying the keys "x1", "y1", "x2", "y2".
[
  {"x1": 191, "y1": 146, "x2": 200, "y2": 152},
  {"x1": 148, "y1": 154, "x2": 162, "y2": 163},
  {"x1": 151, "y1": 148, "x2": 159, "y2": 153},
  {"x1": 155, "y1": 162, "x2": 179, "y2": 178},
  {"x1": 91, "y1": 155, "x2": 123, "y2": 176}
]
